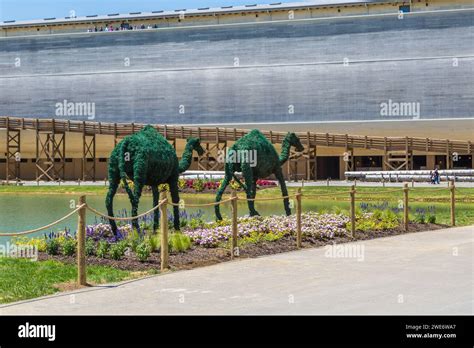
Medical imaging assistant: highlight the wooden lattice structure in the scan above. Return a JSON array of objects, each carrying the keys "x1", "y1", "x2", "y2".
[{"x1": 1, "y1": 116, "x2": 472, "y2": 181}]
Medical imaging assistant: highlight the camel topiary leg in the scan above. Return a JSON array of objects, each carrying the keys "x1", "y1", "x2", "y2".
[
  {"x1": 275, "y1": 168, "x2": 291, "y2": 216},
  {"x1": 249, "y1": 178, "x2": 259, "y2": 216},
  {"x1": 215, "y1": 163, "x2": 233, "y2": 221},
  {"x1": 106, "y1": 178, "x2": 119, "y2": 234},
  {"x1": 241, "y1": 163, "x2": 259, "y2": 216},
  {"x1": 106, "y1": 156, "x2": 120, "y2": 234},
  {"x1": 151, "y1": 185, "x2": 159, "y2": 232},
  {"x1": 131, "y1": 156, "x2": 145, "y2": 231},
  {"x1": 131, "y1": 180, "x2": 144, "y2": 231},
  {"x1": 169, "y1": 176, "x2": 180, "y2": 231}
]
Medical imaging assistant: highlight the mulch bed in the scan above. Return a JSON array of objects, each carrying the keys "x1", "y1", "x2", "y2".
[{"x1": 38, "y1": 223, "x2": 446, "y2": 272}]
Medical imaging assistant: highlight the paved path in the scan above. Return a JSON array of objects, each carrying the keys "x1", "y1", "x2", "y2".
[{"x1": 1, "y1": 226, "x2": 472, "y2": 315}]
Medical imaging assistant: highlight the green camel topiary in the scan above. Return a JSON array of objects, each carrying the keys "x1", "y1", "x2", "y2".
[
  {"x1": 215, "y1": 129, "x2": 304, "y2": 220},
  {"x1": 106, "y1": 125, "x2": 204, "y2": 234}
]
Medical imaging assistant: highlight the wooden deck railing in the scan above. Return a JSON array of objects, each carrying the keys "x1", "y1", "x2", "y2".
[{"x1": 0, "y1": 116, "x2": 472, "y2": 154}]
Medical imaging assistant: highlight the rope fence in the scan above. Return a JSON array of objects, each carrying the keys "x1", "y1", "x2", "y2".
[
  {"x1": 303, "y1": 191, "x2": 352, "y2": 198},
  {"x1": 167, "y1": 197, "x2": 234, "y2": 207},
  {"x1": 0, "y1": 204, "x2": 85, "y2": 237},
  {"x1": 86, "y1": 200, "x2": 167, "y2": 220},
  {"x1": 0, "y1": 180, "x2": 467, "y2": 286}
]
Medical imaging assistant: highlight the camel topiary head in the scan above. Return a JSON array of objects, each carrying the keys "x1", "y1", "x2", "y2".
[
  {"x1": 186, "y1": 137, "x2": 205, "y2": 156},
  {"x1": 286, "y1": 132, "x2": 304, "y2": 152}
]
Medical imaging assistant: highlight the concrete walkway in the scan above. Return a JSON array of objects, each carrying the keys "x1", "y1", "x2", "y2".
[{"x1": 1, "y1": 226, "x2": 472, "y2": 315}]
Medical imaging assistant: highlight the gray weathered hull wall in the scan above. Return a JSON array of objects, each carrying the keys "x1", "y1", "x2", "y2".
[{"x1": 0, "y1": 9, "x2": 473, "y2": 125}]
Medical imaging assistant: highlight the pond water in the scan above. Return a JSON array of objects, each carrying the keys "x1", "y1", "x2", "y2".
[
  {"x1": 0, "y1": 193, "x2": 347, "y2": 240},
  {"x1": 0, "y1": 193, "x2": 472, "y2": 242}
]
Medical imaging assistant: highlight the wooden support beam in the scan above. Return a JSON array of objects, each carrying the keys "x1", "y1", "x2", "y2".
[
  {"x1": 82, "y1": 130, "x2": 96, "y2": 181},
  {"x1": 35, "y1": 130, "x2": 65, "y2": 181},
  {"x1": 446, "y1": 139, "x2": 451, "y2": 169},
  {"x1": 6, "y1": 117, "x2": 21, "y2": 182},
  {"x1": 197, "y1": 141, "x2": 226, "y2": 171}
]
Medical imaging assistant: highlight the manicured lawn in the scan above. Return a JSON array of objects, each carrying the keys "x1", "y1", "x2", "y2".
[
  {"x1": 258, "y1": 185, "x2": 474, "y2": 202},
  {"x1": 0, "y1": 185, "x2": 108, "y2": 195},
  {"x1": 0, "y1": 258, "x2": 155, "y2": 304}
]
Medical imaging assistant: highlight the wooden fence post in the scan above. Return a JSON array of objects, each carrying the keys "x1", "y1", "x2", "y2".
[
  {"x1": 160, "y1": 191, "x2": 169, "y2": 271},
  {"x1": 450, "y1": 180, "x2": 455, "y2": 226},
  {"x1": 77, "y1": 195, "x2": 87, "y2": 286},
  {"x1": 350, "y1": 185, "x2": 356, "y2": 238},
  {"x1": 296, "y1": 188, "x2": 302, "y2": 248},
  {"x1": 231, "y1": 190, "x2": 238, "y2": 258},
  {"x1": 403, "y1": 183, "x2": 409, "y2": 231}
]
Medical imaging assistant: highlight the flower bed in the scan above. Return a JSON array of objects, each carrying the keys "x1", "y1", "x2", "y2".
[
  {"x1": 183, "y1": 212, "x2": 350, "y2": 247},
  {"x1": 117, "y1": 178, "x2": 277, "y2": 194},
  {"x1": 15, "y1": 204, "x2": 449, "y2": 272},
  {"x1": 18, "y1": 207, "x2": 445, "y2": 272}
]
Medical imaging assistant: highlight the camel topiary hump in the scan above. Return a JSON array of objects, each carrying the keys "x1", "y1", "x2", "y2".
[{"x1": 233, "y1": 129, "x2": 278, "y2": 158}]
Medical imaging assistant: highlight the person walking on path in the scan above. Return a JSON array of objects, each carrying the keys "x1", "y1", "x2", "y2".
[{"x1": 434, "y1": 168, "x2": 440, "y2": 184}]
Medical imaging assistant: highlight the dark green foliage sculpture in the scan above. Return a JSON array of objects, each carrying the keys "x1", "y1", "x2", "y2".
[
  {"x1": 215, "y1": 129, "x2": 304, "y2": 220},
  {"x1": 106, "y1": 125, "x2": 204, "y2": 234}
]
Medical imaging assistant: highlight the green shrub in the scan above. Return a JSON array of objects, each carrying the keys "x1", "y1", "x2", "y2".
[
  {"x1": 372, "y1": 209, "x2": 383, "y2": 220},
  {"x1": 383, "y1": 209, "x2": 399, "y2": 221},
  {"x1": 241, "y1": 231, "x2": 261, "y2": 244},
  {"x1": 193, "y1": 178, "x2": 204, "y2": 192},
  {"x1": 119, "y1": 179, "x2": 135, "y2": 192},
  {"x1": 158, "y1": 183, "x2": 169, "y2": 192},
  {"x1": 189, "y1": 218, "x2": 206, "y2": 229},
  {"x1": 109, "y1": 242, "x2": 126, "y2": 260},
  {"x1": 12, "y1": 237, "x2": 48, "y2": 252},
  {"x1": 96, "y1": 241, "x2": 110, "y2": 258},
  {"x1": 145, "y1": 234, "x2": 160, "y2": 252},
  {"x1": 238, "y1": 230, "x2": 286, "y2": 245},
  {"x1": 135, "y1": 241, "x2": 152, "y2": 262},
  {"x1": 229, "y1": 179, "x2": 241, "y2": 191},
  {"x1": 355, "y1": 210, "x2": 400, "y2": 231},
  {"x1": 61, "y1": 238, "x2": 76, "y2": 256},
  {"x1": 179, "y1": 218, "x2": 188, "y2": 228},
  {"x1": 414, "y1": 213, "x2": 426, "y2": 224},
  {"x1": 263, "y1": 231, "x2": 285, "y2": 242},
  {"x1": 45, "y1": 239, "x2": 60, "y2": 255},
  {"x1": 380, "y1": 210, "x2": 400, "y2": 229},
  {"x1": 126, "y1": 229, "x2": 141, "y2": 252},
  {"x1": 169, "y1": 233, "x2": 192, "y2": 253},
  {"x1": 85, "y1": 238, "x2": 95, "y2": 256},
  {"x1": 178, "y1": 178, "x2": 186, "y2": 190},
  {"x1": 428, "y1": 214, "x2": 436, "y2": 224}
]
